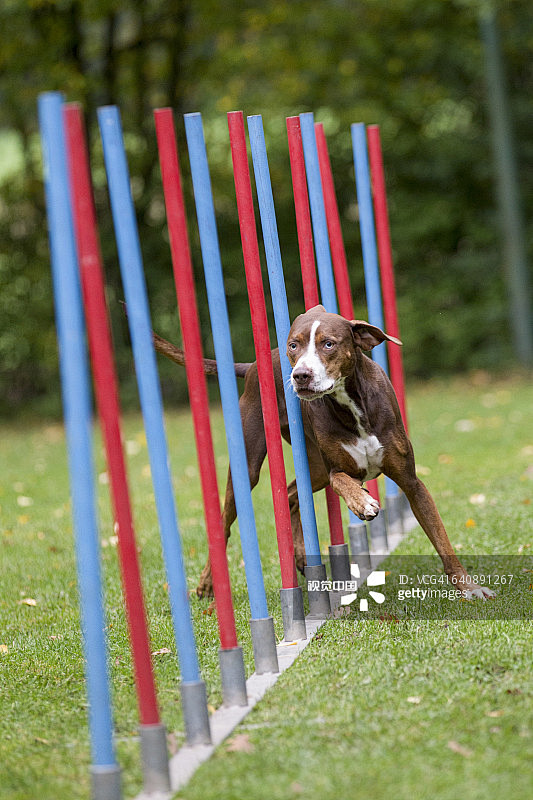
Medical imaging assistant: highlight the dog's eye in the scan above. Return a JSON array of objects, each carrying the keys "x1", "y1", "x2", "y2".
[
  {"x1": 288, "y1": 341, "x2": 298, "y2": 351},
  {"x1": 323, "y1": 340, "x2": 335, "y2": 350}
]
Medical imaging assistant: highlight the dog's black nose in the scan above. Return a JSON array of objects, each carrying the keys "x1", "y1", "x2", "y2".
[{"x1": 292, "y1": 367, "x2": 313, "y2": 387}]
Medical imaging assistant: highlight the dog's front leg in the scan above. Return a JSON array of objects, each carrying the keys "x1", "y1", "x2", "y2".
[{"x1": 329, "y1": 471, "x2": 380, "y2": 521}]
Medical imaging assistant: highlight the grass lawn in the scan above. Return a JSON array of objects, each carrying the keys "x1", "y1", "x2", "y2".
[{"x1": 1, "y1": 371, "x2": 532, "y2": 800}]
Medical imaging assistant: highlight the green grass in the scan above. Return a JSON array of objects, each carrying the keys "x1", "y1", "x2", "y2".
[{"x1": 1, "y1": 372, "x2": 533, "y2": 799}]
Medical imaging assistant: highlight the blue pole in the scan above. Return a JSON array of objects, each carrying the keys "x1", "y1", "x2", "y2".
[
  {"x1": 351, "y1": 122, "x2": 398, "y2": 500},
  {"x1": 38, "y1": 93, "x2": 117, "y2": 771},
  {"x1": 97, "y1": 106, "x2": 201, "y2": 684},
  {"x1": 247, "y1": 114, "x2": 322, "y2": 567},
  {"x1": 300, "y1": 112, "x2": 364, "y2": 528},
  {"x1": 183, "y1": 112, "x2": 269, "y2": 620},
  {"x1": 299, "y1": 112, "x2": 338, "y2": 313}
]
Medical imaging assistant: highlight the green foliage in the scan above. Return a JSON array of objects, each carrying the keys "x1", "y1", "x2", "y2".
[{"x1": 0, "y1": 0, "x2": 531, "y2": 414}]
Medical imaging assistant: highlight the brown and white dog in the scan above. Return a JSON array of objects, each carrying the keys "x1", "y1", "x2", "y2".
[{"x1": 154, "y1": 305, "x2": 493, "y2": 600}]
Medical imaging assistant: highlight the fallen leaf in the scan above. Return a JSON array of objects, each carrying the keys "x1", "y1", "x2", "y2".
[
  {"x1": 455, "y1": 419, "x2": 476, "y2": 433},
  {"x1": 125, "y1": 440, "x2": 141, "y2": 456},
  {"x1": 0, "y1": 644, "x2": 8, "y2": 654},
  {"x1": 416, "y1": 465, "x2": 431, "y2": 476},
  {"x1": 469, "y1": 494, "x2": 486, "y2": 505},
  {"x1": 151, "y1": 648, "x2": 171, "y2": 656},
  {"x1": 506, "y1": 688, "x2": 522, "y2": 695},
  {"x1": 518, "y1": 544, "x2": 531, "y2": 554},
  {"x1": 487, "y1": 710, "x2": 505, "y2": 718},
  {"x1": 227, "y1": 733, "x2": 254, "y2": 753},
  {"x1": 448, "y1": 740, "x2": 473, "y2": 758},
  {"x1": 34, "y1": 737, "x2": 50, "y2": 745},
  {"x1": 17, "y1": 496, "x2": 33, "y2": 507},
  {"x1": 19, "y1": 597, "x2": 37, "y2": 606},
  {"x1": 407, "y1": 696, "x2": 421, "y2": 704},
  {"x1": 438, "y1": 453, "x2": 454, "y2": 464}
]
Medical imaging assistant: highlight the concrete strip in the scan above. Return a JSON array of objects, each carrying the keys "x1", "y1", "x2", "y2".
[
  {"x1": 133, "y1": 617, "x2": 327, "y2": 800},
  {"x1": 133, "y1": 529, "x2": 413, "y2": 800}
]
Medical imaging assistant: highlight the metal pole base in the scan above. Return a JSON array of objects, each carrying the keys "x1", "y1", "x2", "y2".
[
  {"x1": 304, "y1": 564, "x2": 331, "y2": 618},
  {"x1": 280, "y1": 586, "x2": 307, "y2": 641},
  {"x1": 139, "y1": 723, "x2": 171, "y2": 794},
  {"x1": 327, "y1": 542, "x2": 351, "y2": 611},
  {"x1": 219, "y1": 646, "x2": 248, "y2": 707},
  {"x1": 369, "y1": 513, "x2": 388, "y2": 554},
  {"x1": 180, "y1": 679, "x2": 212, "y2": 746},
  {"x1": 329, "y1": 542, "x2": 351, "y2": 583},
  {"x1": 91, "y1": 764, "x2": 122, "y2": 800},
  {"x1": 386, "y1": 493, "x2": 404, "y2": 538},
  {"x1": 250, "y1": 617, "x2": 279, "y2": 675},
  {"x1": 348, "y1": 521, "x2": 372, "y2": 571}
]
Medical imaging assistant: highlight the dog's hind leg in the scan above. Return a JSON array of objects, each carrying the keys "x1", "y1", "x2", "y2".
[
  {"x1": 196, "y1": 374, "x2": 268, "y2": 598},
  {"x1": 287, "y1": 442, "x2": 329, "y2": 574}
]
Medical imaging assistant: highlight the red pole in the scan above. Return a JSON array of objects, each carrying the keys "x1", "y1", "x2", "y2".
[
  {"x1": 315, "y1": 124, "x2": 353, "y2": 321},
  {"x1": 286, "y1": 116, "x2": 345, "y2": 547},
  {"x1": 154, "y1": 108, "x2": 238, "y2": 650},
  {"x1": 64, "y1": 104, "x2": 160, "y2": 726},
  {"x1": 367, "y1": 125, "x2": 409, "y2": 433},
  {"x1": 315, "y1": 122, "x2": 381, "y2": 504},
  {"x1": 227, "y1": 111, "x2": 297, "y2": 589}
]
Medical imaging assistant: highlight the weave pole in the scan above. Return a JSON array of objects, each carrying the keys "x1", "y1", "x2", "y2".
[
  {"x1": 367, "y1": 125, "x2": 409, "y2": 433},
  {"x1": 227, "y1": 110, "x2": 306, "y2": 641},
  {"x1": 314, "y1": 121, "x2": 375, "y2": 566},
  {"x1": 154, "y1": 108, "x2": 261, "y2": 698},
  {"x1": 38, "y1": 92, "x2": 121, "y2": 800},
  {"x1": 300, "y1": 113, "x2": 389, "y2": 556},
  {"x1": 64, "y1": 103, "x2": 170, "y2": 793},
  {"x1": 286, "y1": 115, "x2": 350, "y2": 585},
  {"x1": 97, "y1": 106, "x2": 212, "y2": 740},
  {"x1": 247, "y1": 114, "x2": 331, "y2": 619},
  {"x1": 351, "y1": 123, "x2": 403, "y2": 539},
  {"x1": 184, "y1": 111, "x2": 279, "y2": 675}
]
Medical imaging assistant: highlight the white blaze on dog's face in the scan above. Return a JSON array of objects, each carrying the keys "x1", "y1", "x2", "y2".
[
  {"x1": 287, "y1": 305, "x2": 401, "y2": 400},
  {"x1": 287, "y1": 307, "x2": 356, "y2": 400}
]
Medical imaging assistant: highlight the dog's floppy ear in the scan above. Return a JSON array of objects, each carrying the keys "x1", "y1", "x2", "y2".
[{"x1": 350, "y1": 320, "x2": 402, "y2": 351}]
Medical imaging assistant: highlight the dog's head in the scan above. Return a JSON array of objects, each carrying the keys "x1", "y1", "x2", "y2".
[{"x1": 287, "y1": 305, "x2": 401, "y2": 400}]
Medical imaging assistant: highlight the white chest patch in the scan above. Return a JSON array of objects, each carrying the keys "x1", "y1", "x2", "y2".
[
  {"x1": 341, "y1": 437, "x2": 383, "y2": 480},
  {"x1": 332, "y1": 381, "x2": 384, "y2": 479}
]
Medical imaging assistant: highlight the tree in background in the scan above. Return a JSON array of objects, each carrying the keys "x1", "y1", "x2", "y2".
[{"x1": 0, "y1": 0, "x2": 531, "y2": 415}]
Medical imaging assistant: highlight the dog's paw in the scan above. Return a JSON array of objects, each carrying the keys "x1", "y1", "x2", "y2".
[
  {"x1": 349, "y1": 493, "x2": 380, "y2": 521},
  {"x1": 196, "y1": 565, "x2": 214, "y2": 599},
  {"x1": 451, "y1": 573, "x2": 495, "y2": 600},
  {"x1": 462, "y1": 583, "x2": 496, "y2": 601}
]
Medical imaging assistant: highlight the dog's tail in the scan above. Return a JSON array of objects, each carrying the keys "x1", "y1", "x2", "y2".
[{"x1": 153, "y1": 332, "x2": 252, "y2": 378}]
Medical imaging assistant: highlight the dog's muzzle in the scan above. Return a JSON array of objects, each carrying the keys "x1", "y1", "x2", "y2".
[{"x1": 290, "y1": 367, "x2": 334, "y2": 399}]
